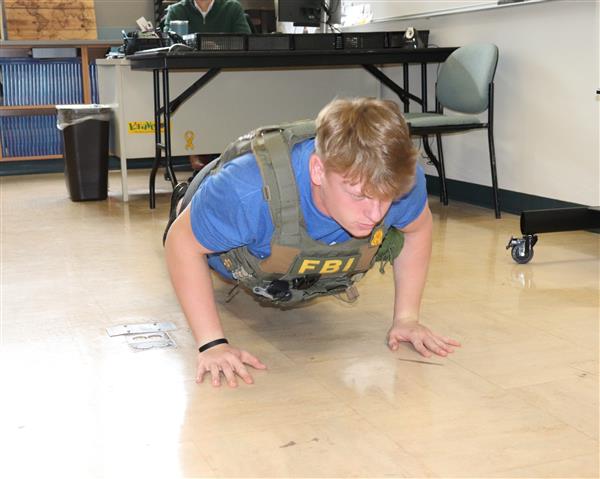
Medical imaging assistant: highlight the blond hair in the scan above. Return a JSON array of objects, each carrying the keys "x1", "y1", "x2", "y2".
[{"x1": 315, "y1": 97, "x2": 417, "y2": 200}]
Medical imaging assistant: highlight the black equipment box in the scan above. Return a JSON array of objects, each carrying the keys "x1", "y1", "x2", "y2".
[
  {"x1": 123, "y1": 34, "x2": 166, "y2": 55},
  {"x1": 292, "y1": 33, "x2": 343, "y2": 50},
  {"x1": 247, "y1": 34, "x2": 291, "y2": 51},
  {"x1": 164, "y1": 31, "x2": 431, "y2": 54},
  {"x1": 343, "y1": 32, "x2": 386, "y2": 50},
  {"x1": 183, "y1": 33, "x2": 246, "y2": 51}
]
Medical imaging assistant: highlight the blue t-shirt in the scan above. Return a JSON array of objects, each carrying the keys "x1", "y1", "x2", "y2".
[{"x1": 190, "y1": 138, "x2": 427, "y2": 278}]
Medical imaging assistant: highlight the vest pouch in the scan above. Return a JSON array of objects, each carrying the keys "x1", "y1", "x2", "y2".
[
  {"x1": 374, "y1": 227, "x2": 405, "y2": 273},
  {"x1": 250, "y1": 274, "x2": 354, "y2": 305},
  {"x1": 252, "y1": 279, "x2": 293, "y2": 302},
  {"x1": 294, "y1": 274, "x2": 355, "y2": 303},
  {"x1": 291, "y1": 274, "x2": 321, "y2": 290}
]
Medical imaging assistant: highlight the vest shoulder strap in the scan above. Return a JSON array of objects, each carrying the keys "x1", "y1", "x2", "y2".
[
  {"x1": 252, "y1": 129, "x2": 302, "y2": 246},
  {"x1": 215, "y1": 120, "x2": 316, "y2": 247}
]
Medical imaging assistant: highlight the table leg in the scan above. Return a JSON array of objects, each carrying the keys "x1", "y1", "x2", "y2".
[
  {"x1": 420, "y1": 62, "x2": 445, "y2": 204},
  {"x1": 149, "y1": 69, "x2": 161, "y2": 209},
  {"x1": 115, "y1": 63, "x2": 129, "y2": 202},
  {"x1": 119, "y1": 151, "x2": 129, "y2": 202},
  {"x1": 162, "y1": 67, "x2": 177, "y2": 188},
  {"x1": 402, "y1": 64, "x2": 409, "y2": 113},
  {"x1": 420, "y1": 63, "x2": 428, "y2": 111}
]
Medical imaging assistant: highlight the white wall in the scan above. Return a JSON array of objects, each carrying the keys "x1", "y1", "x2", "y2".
[
  {"x1": 94, "y1": 0, "x2": 154, "y2": 39},
  {"x1": 353, "y1": 0, "x2": 599, "y2": 205},
  {"x1": 367, "y1": 0, "x2": 494, "y2": 21}
]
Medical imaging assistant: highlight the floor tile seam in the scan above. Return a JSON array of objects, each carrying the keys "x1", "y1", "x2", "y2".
[
  {"x1": 490, "y1": 451, "x2": 600, "y2": 477},
  {"x1": 503, "y1": 368, "x2": 600, "y2": 392},
  {"x1": 351, "y1": 411, "x2": 441, "y2": 478},
  {"x1": 443, "y1": 356, "x2": 592, "y2": 397},
  {"x1": 285, "y1": 359, "x2": 422, "y2": 426},
  {"x1": 170, "y1": 439, "x2": 219, "y2": 478},
  {"x1": 372, "y1": 423, "x2": 597, "y2": 460},
  {"x1": 236, "y1": 326, "x2": 390, "y2": 343},
  {"x1": 295, "y1": 348, "x2": 408, "y2": 370},
  {"x1": 448, "y1": 338, "x2": 594, "y2": 361},
  {"x1": 440, "y1": 362, "x2": 600, "y2": 439},
  {"x1": 185, "y1": 408, "x2": 359, "y2": 445},
  {"x1": 97, "y1": 303, "x2": 183, "y2": 318},
  {"x1": 298, "y1": 361, "x2": 368, "y2": 408},
  {"x1": 225, "y1": 328, "x2": 313, "y2": 368},
  {"x1": 568, "y1": 363, "x2": 600, "y2": 376},
  {"x1": 287, "y1": 352, "x2": 507, "y2": 404},
  {"x1": 298, "y1": 360, "x2": 508, "y2": 477},
  {"x1": 469, "y1": 360, "x2": 598, "y2": 388},
  {"x1": 330, "y1": 405, "x2": 433, "y2": 478},
  {"x1": 444, "y1": 356, "x2": 521, "y2": 392},
  {"x1": 513, "y1": 320, "x2": 600, "y2": 351},
  {"x1": 449, "y1": 334, "x2": 598, "y2": 358},
  {"x1": 502, "y1": 384, "x2": 600, "y2": 441}
]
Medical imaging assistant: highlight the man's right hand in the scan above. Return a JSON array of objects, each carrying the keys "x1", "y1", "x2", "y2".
[
  {"x1": 166, "y1": 208, "x2": 265, "y2": 388},
  {"x1": 196, "y1": 343, "x2": 267, "y2": 387}
]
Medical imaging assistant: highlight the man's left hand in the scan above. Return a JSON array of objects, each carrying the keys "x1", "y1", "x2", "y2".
[{"x1": 387, "y1": 319, "x2": 461, "y2": 357}]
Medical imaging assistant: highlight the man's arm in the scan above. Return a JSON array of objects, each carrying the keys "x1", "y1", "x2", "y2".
[
  {"x1": 387, "y1": 203, "x2": 461, "y2": 356},
  {"x1": 164, "y1": 4, "x2": 184, "y2": 25},
  {"x1": 393, "y1": 203, "x2": 433, "y2": 320},
  {"x1": 230, "y1": 2, "x2": 252, "y2": 33},
  {"x1": 165, "y1": 206, "x2": 266, "y2": 386}
]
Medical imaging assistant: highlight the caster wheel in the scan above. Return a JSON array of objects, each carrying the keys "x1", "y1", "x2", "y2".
[{"x1": 511, "y1": 243, "x2": 534, "y2": 264}]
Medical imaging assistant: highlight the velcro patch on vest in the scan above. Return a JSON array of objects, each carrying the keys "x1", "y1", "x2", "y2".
[
  {"x1": 290, "y1": 255, "x2": 359, "y2": 275},
  {"x1": 369, "y1": 226, "x2": 385, "y2": 247}
]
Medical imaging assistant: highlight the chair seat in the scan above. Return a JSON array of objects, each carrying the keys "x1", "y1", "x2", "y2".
[{"x1": 405, "y1": 112, "x2": 482, "y2": 128}]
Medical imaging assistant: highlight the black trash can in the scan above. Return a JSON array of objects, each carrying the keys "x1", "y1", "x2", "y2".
[{"x1": 56, "y1": 105, "x2": 112, "y2": 201}]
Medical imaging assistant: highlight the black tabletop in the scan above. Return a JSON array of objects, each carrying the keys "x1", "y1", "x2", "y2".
[{"x1": 128, "y1": 47, "x2": 457, "y2": 70}]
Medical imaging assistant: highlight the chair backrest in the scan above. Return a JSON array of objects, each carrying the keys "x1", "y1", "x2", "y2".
[{"x1": 437, "y1": 43, "x2": 499, "y2": 114}]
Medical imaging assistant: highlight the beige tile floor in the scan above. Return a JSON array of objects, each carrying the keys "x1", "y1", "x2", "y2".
[{"x1": 0, "y1": 170, "x2": 598, "y2": 478}]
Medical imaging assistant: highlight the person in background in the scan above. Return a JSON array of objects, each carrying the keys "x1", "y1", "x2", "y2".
[
  {"x1": 165, "y1": 0, "x2": 252, "y2": 35},
  {"x1": 165, "y1": 0, "x2": 252, "y2": 170}
]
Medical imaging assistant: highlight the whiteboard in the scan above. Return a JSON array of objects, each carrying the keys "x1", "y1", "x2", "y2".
[{"x1": 362, "y1": 0, "x2": 550, "y2": 22}]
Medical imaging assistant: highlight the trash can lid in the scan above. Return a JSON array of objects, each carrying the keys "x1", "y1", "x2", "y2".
[
  {"x1": 56, "y1": 104, "x2": 113, "y2": 113},
  {"x1": 56, "y1": 104, "x2": 113, "y2": 129}
]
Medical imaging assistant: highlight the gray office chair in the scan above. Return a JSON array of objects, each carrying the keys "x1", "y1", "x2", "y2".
[{"x1": 405, "y1": 43, "x2": 500, "y2": 218}]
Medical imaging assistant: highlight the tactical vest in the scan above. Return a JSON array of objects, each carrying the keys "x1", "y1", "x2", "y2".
[{"x1": 205, "y1": 120, "x2": 393, "y2": 305}]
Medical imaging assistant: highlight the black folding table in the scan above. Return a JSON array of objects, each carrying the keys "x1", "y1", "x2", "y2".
[{"x1": 128, "y1": 47, "x2": 457, "y2": 208}]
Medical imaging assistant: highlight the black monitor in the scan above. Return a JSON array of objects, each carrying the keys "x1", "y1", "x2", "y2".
[{"x1": 278, "y1": 0, "x2": 322, "y2": 27}]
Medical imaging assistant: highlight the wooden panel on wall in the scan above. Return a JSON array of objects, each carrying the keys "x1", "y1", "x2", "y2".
[
  {"x1": 5, "y1": 0, "x2": 97, "y2": 40},
  {"x1": 1, "y1": 1, "x2": 6, "y2": 40}
]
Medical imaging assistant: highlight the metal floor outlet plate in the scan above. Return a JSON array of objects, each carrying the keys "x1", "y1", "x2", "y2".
[
  {"x1": 106, "y1": 321, "x2": 176, "y2": 337},
  {"x1": 127, "y1": 331, "x2": 176, "y2": 350}
]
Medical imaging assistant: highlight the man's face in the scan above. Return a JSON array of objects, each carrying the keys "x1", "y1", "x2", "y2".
[{"x1": 309, "y1": 154, "x2": 392, "y2": 238}]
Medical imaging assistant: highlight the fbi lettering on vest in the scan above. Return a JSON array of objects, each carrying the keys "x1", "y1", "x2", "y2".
[{"x1": 291, "y1": 256, "x2": 359, "y2": 275}]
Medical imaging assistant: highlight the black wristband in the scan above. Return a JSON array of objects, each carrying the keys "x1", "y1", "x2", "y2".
[{"x1": 198, "y1": 338, "x2": 228, "y2": 353}]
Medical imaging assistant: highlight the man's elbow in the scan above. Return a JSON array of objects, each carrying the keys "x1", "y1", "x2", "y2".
[
  {"x1": 421, "y1": 204, "x2": 433, "y2": 229},
  {"x1": 165, "y1": 216, "x2": 189, "y2": 256},
  {"x1": 164, "y1": 226, "x2": 180, "y2": 262},
  {"x1": 165, "y1": 216, "x2": 214, "y2": 258}
]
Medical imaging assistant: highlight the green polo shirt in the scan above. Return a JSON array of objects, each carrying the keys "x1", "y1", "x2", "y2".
[{"x1": 165, "y1": 0, "x2": 251, "y2": 34}]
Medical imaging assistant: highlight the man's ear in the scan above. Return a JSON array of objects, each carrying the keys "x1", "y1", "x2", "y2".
[{"x1": 309, "y1": 154, "x2": 325, "y2": 186}]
